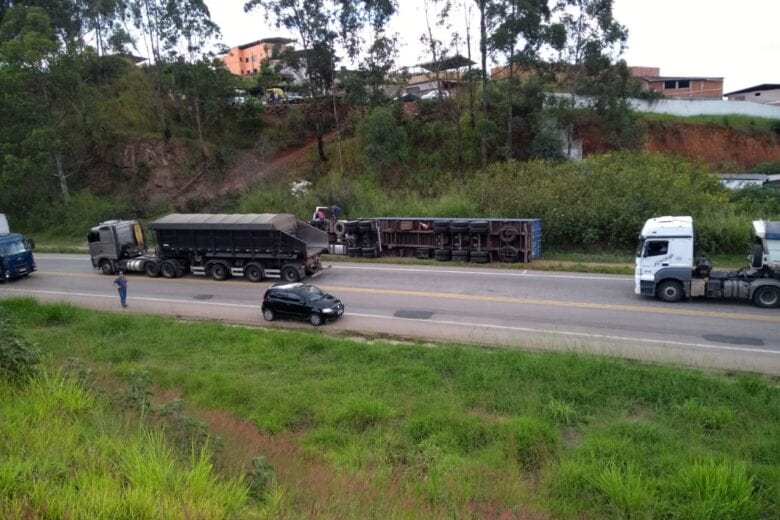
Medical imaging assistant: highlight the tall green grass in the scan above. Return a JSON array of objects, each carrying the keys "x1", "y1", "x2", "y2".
[
  {"x1": 0, "y1": 369, "x2": 254, "y2": 518},
  {"x1": 2, "y1": 298, "x2": 778, "y2": 518}
]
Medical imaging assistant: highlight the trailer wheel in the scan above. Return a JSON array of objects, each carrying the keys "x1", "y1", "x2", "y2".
[
  {"x1": 160, "y1": 261, "x2": 178, "y2": 278},
  {"x1": 99, "y1": 260, "x2": 115, "y2": 275},
  {"x1": 144, "y1": 262, "x2": 160, "y2": 277},
  {"x1": 657, "y1": 280, "x2": 684, "y2": 303},
  {"x1": 210, "y1": 263, "x2": 229, "y2": 281},
  {"x1": 244, "y1": 264, "x2": 263, "y2": 282},
  {"x1": 263, "y1": 309, "x2": 275, "y2": 321},
  {"x1": 309, "y1": 313, "x2": 322, "y2": 326},
  {"x1": 280, "y1": 265, "x2": 300, "y2": 282},
  {"x1": 499, "y1": 227, "x2": 517, "y2": 242},
  {"x1": 752, "y1": 286, "x2": 780, "y2": 308}
]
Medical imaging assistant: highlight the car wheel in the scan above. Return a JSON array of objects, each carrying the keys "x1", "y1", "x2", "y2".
[
  {"x1": 263, "y1": 309, "x2": 275, "y2": 321},
  {"x1": 144, "y1": 262, "x2": 160, "y2": 277},
  {"x1": 100, "y1": 260, "x2": 115, "y2": 275},
  {"x1": 245, "y1": 264, "x2": 263, "y2": 282},
  {"x1": 309, "y1": 313, "x2": 322, "y2": 326},
  {"x1": 281, "y1": 265, "x2": 300, "y2": 282},
  {"x1": 752, "y1": 286, "x2": 780, "y2": 308},
  {"x1": 211, "y1": 263, "x2": 229, "y2": 281},
  {"x1": 657, "y1": 280, "x2": 684, "y2": 303}
]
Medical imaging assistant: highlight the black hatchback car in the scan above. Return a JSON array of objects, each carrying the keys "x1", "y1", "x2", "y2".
[{"x1": 262, "y1": 283, "x2": 344, "y2": 326}]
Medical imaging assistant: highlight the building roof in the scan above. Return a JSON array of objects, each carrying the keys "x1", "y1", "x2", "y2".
[
  {"x1": 643, "y1": 76, "x2": 723, "y2": 82},
  {"x1": 237, "y1": 37, "x2": 295, "y2": 50},
  {"x1": 723, "y1": 83, "x2": 780, "y2": 96}
]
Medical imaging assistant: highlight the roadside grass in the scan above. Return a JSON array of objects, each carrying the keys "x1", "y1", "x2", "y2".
[
  {"x1": 2, "y1": 298, "x2": 778, "y2": 518},
  {"x1": 0, "y1": 368, "x2": 259, "y2": 518}
]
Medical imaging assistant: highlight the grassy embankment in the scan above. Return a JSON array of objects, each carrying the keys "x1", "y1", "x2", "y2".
[{"x1": 2, "y1": 299, "x2": 778, "y2": 519}]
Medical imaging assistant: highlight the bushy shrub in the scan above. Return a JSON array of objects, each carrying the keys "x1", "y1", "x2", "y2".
[
  {"x1": 20, "y1": 191, "x2": 131, "y2": 240},
  {"x1": 0, "y1": 308, "x2": 40, "y2": 384}
]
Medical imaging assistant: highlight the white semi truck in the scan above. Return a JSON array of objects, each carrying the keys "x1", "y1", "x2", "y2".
[{"x1": 635, "y1": 216, "x2": 780, "y2": 308}]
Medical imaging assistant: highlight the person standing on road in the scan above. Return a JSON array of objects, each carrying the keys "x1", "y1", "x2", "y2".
[{"x1": 113, "y1": 271, "x2": 128, "y2": 308}]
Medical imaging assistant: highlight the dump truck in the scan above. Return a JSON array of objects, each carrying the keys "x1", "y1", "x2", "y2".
[
  {"x1": 635, "y1": 216, "x2": 780, "y2": 308},
  {"x1": 88, "y1": 213, "x2": 329, "y2": 282}
]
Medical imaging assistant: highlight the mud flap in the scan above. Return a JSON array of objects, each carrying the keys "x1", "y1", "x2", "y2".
[{"x1": 309, "y1": 264, "x2": 332, "y2": 279}]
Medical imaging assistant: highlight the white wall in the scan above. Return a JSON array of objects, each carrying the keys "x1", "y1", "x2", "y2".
[{"x1": 629, "y1": 98, "x2": 780, "y2": 118}]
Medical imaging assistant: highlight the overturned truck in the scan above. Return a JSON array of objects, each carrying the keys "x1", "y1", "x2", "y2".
[
  {"x1": 88, "y1": 213, "x2": 329, "y2": 282},
  {"x1": 321, "y1": 217, "x2": 542, "y2": 263}
]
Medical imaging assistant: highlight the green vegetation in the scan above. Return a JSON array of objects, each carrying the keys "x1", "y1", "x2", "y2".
[
  {"x1": 641, "y1": 113, "x2": 780, "y2": 135},
  {"x1": 2, "y1": 299, "x2": 778, "y2": 518}
]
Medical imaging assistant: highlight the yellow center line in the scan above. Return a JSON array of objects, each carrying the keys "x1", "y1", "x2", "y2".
[{"x1": 34, "y1": 271, "x2": 780, "y2": 323}]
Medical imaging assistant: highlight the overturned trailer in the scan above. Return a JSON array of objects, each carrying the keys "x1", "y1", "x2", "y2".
[{"x1": 324, "y1": 217, "x2": 542, "y2": 263}]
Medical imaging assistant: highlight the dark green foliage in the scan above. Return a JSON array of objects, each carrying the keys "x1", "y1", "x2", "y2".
[
  {"x1": 0, "y1": 307, "x2": 40, "y2": 383},
  {"x1": 360, "y1": 105, "x2": 409, "y2": 184}
]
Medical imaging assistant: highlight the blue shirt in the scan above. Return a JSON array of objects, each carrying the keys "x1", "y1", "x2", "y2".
[{"x1": 114, "y1": 276, "x2": 127, "y2": 289}]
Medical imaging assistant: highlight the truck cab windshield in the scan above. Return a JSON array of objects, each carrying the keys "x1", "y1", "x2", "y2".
[{"x1": 0, "y1": 239, "x2": 28, "y2": 256}]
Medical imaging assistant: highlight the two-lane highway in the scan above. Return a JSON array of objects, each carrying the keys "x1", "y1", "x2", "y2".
[{"x1": 3, "y1": 254, "x2": 780, "y2": 375}]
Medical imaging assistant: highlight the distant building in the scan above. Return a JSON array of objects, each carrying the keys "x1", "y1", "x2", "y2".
[
  {"x1": 724, "y1": 84, "x2": 780, "y2": 106},
  {"x1": 220, "y1": 37, "x2": 295, "y2": 76},
  {"x1": 630, "y1": 66, "x2": 723, "y2": 99},
  {"x1": 717, "y1": 173, "x2": 780, "y2": 190}
]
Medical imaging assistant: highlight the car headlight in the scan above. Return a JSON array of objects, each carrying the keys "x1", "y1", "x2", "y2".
[{"x1": 322, "y1": 308, "x2": 335, "y2": 314}]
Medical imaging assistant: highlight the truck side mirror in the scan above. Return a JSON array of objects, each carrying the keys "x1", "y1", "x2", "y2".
[{"x1": 26, "y1": 239, "x2": 35, "y2": 250}]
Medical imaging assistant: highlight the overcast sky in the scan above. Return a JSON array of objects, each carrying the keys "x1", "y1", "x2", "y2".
[{"x1": 205, "y1": 0, "x2": 779, "y2": 94}]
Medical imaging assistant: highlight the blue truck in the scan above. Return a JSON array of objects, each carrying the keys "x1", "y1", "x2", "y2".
[{"x1": 0, "y1": 215, "x2": 37, "y2": 282}]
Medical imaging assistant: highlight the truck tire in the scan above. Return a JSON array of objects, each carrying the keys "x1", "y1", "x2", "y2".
[
  {"x1": 499, "y1": 227, "x2": 517, "y2": 242},
  {"x1": 433, "y1": 220, "x2": 451, "y2": 233},
  {"x1": 752, "y1": 286, "x2": 780, "y2": 308},
  {"x1": 144, "y1": 261, "x2": 160, "y2": 277},
  {"x1": 450, "y1": 221, "x2": 469, "y2": 232},
  {"x1": 470, "y1": 250, "x2": 490, "y2": 263},
  {"x1": 280, "y1": 265, "x2": 300, "y2": 282},
  {"x1": 99, "y1": 260, "x2": 115, "y2": 275},
  {"x1": 344, "y1": 221, "x2": 359, "y2": 233},
  {"x1": 244, "y1": 264, "x2": 263, "y2": 282},
  {"x1": 210, "y1": 263, "x2": 229, "y2": 281},
  {"x1": 468, "y1": 220, "x2": 489, "y2": 233},
  {"x1": 263, "y1": 309, "x2": 275, "y2": 321},
  {"x1": 498, "y1": 246, "x2": 519, "y2": 263},
  {"x1": 334, "y1": 221, "x2": 346, "y2": 236},
  {"x1": 160, "y1": 261, "x2": 178, "y2": 278},
  {"x1": 452, "y1": 250, "x2": 470, "y2": 262},
  {"x1": 309, "y1": 313, "x2": 322, "y2": 326},
  {"x1": 434, "y1": 249, "x2": 451, "y2": 261},
  {"x1": 361, "y1": 247, "x2": 377, "y2": 258},
  {"x1": 415, "y1": 248, "x2": 430, "y2": 259},
  {"x1": 657, "y1": 280, "x2": 684, "y2": 303}
]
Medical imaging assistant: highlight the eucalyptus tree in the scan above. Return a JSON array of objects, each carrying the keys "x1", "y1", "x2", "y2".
[
  {"x1": 548, "y1": 0, "x2": 629, "y2": 154},
  {"x1": 489, "y1": 0, "x2": 550, "y2": 158},
  {"x1": 244, "y1": 0, "x2": 337, "y2": 162}
]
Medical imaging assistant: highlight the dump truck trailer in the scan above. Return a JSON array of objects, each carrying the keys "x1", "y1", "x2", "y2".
[
  {"x1": 635, "y1": 216, "x2": 780, "y2": 308},
  {"x1": 88, "y1": 213, "x2": 329, "y2": 282}
]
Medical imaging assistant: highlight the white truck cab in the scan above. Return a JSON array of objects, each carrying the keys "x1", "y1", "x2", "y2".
[
  {"x1": 635, "y1": 216, "x2": 780, "y2": 308},
  {"x1": 635, "y1": 216, "x2": 694, "y2": 300}
]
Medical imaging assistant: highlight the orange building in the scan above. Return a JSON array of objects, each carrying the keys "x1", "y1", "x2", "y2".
[
  {"x1": 220, "y1": 37, "x2": 295, "y2": 76},
  {"x1": 629, "y1": 66, "x2": 723, "y2": 99}
]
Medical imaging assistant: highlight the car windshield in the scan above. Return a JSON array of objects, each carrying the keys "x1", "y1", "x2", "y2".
[
  {"x1": 0, "y1": 239, "x2": 27, "y2": 256},
  {"x1": 300, "y1": 285, "x2": 328, "y2": 302}
]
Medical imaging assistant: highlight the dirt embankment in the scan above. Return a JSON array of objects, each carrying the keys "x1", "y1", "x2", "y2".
[{"x1": 644, "y1": 121, "x2": 780, "y2": 170}]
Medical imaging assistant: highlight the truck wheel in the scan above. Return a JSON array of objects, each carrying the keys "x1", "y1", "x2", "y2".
[
  {"x1": 309, "y1": 313, "x2": 322, "y2": 326},
  {"x1": 263, "y1": 309, "x2": 275, "y2": 321},
  {"x1": 144, "y1": 262, "x2": 160, "y2": 277},
  {"x1": 245, "y1": 264, "x2": 263, "y2": 282},
  {"x1": 752, "y1": 286, "x2": 780, "y2": 308},
  {"x1": 160, "y1": 261, "x2": 177, "y2": 278},
  {"x1": 100, "y1": 260, "x2": 115, "y2": 275},
  {"x1": 280, "y1": 265, "x2": 300, "y2": 282},
  {"x1": 657, "y1": 280, "x2": 684, "y2": 303},
  {"x1": 210, "y1": 263, "x2": 229, "y2": 281}
]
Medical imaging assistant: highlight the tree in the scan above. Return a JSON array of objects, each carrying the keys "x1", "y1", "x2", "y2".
[
  {"x1": 245, "y1": 0, "x2": 338, "y2": 163},
  {"x1": 489, "y1": 0, "x2": 550, "y2": 159},
  {"x1": 361, "y1": 105, "x2": 407, "y2": 185},
  {"x1": 548, "y1": 0, "x2": 629, "y2": 156}
]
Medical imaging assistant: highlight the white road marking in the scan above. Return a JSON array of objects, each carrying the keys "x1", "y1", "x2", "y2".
[{"x1": 3, "y1": 287, "x2": 777, "y2": 357}]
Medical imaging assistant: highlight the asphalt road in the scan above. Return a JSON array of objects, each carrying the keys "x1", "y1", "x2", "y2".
[{"x1": 3, "y1": 254, "x2": 780, "y2": 375}]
